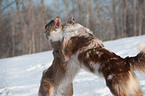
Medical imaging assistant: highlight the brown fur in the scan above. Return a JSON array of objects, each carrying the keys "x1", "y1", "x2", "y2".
[
  {"x1": 39, "y1": 17, "x2": 73, "y2": 96},
  {"x1": 63, "y1": 36, "x2": 144, "y2": 96},
  {"x1": 60, "y1": 19, "x2": 145, "y2": 96},
  {"x1": 40, "y1": 17, "x2": 145, "y2": 96},
  {"x1": 39, "y1": 41, "x2": 73, "y2": 96}
]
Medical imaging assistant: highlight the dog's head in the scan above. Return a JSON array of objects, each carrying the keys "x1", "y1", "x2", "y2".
[
  {"x1": 44, "y1": 17, "x2": 62, "y2": 42},
  {"x1": 62, "y1": 17, "x2": 80, "y2": 32}
]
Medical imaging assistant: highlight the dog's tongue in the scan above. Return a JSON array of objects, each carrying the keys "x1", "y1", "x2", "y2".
[{"x1": 55, "y1": 17, "x2": 61, "y2": 28}]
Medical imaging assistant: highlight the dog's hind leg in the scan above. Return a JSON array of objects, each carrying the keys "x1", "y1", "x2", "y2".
[
  {"x1": 39, "y1": 80, "x2": 54, "y2": 96},
  {"x1": 106, "y1": 72, "x2": 143, "y2": 96}
]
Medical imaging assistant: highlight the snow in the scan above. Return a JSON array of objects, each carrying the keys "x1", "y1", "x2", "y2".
[{"x1": 0, "y1": 35, "x2": 145, "y2": 96}]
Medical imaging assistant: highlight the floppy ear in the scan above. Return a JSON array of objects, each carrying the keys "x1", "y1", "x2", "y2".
[{"x1": 54, "y1": 16, "x2": 62, "y2": 29}]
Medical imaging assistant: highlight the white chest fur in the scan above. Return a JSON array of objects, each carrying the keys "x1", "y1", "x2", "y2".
[
  {"x1": 51, "y1": 54, "x2": 80, "y2": 96},
  {"x1": 48, "y1": 29, "x2": 63, "y2": 42}
]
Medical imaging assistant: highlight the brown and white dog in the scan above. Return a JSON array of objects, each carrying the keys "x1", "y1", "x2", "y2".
[
  {"x1": 38, "y1": 17, "x2": 79, "y2": 96},
  {"x1": 46, "y1": 17, "x2": 145, "y2": 96}
]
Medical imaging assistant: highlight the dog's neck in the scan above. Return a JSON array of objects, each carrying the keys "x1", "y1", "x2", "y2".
[
  {"x1": 48, "y1": 28, "x2": 63, "y2": 42},
  {"x1": 51, "y1": 41, "x2": 62, "y2": 51},
  {"x1": 49, "y1": 54, "x2": 80, "y2": 96}
]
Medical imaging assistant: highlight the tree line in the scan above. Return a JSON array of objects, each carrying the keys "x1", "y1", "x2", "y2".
[{"x1": 0, "y1": 0, "x2": 145, "y2": 58}]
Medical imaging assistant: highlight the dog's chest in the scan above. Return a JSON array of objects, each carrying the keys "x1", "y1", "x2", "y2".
[
  {"x1": 52, "y1": 79, "x2": 71, "y2": 96},
  {"x1": 51, "y1": 55, "x2": 80, "y2": 96}
]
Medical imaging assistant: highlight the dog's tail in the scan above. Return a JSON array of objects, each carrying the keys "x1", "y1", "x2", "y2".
[{"x1": 126, "y1": 43, "x2": 145, "y2": 72}]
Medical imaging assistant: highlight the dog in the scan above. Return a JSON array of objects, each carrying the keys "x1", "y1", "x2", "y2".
[
  {"x1": 47, "y1": 17, "x2": 145, "y2": 96},
  {"x1": 38, "y1": 17, "x2": 77, "y2": 96}
]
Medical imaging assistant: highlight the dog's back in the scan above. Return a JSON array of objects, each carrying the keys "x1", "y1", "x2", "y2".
[{"x1": 61, "y1": 19, "x2": 145, "y2": 96}]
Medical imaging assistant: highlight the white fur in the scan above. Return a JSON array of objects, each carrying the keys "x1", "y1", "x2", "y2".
[
  {"x1": 93, "y1": 64, "x2": 103, "y2": 77},
  {"x1": 138, "y1": 42, "x2": 145, "y2": 53},
  {"x1": 125, "y1": 72, "x2": 141, "y2": 95},
  {"x1": 53, "y1": 54, "x2": 80, "y2": 96},
  {"x1": 66, "y1": 54, "x2": 81, "y2": 80},
  {"x1": 63, "y1": 30, "x2": 79, "y2": 43},
  {"x1": 63, "y1": 23, "x2": 83, "y2": 33},
  {"x1": 113, "y1": 72, "x2": 141, "y2": 95},
  {"x1": 107, "y1": 74, "x2": 115, "y2": 80},
  {"x1": 63, "y1": 23, "x2": 94, "y2": 45},
  {"x1": 80, "y1": 38, "x2": 103, "y2": 52},
  {"x1": 50, "y1": 88, "x2": 54, "y2": 96},
  {"x1": 48, "y1": 29, "x2": 63, "y2": 42}
]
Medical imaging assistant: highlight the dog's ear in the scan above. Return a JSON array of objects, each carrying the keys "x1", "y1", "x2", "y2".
[
  {"x1": 70, "y1": 17, "x2": 75, "y2": 24},
  {"x1": 54, "y1": 16, "x2": 61, "y2": 29},
  {"x1": 67, "y1": 17, "x2": 76, "y2": 24},
  {"x1": 45, "y1": 20, "x2": 55, "y2": 30}
]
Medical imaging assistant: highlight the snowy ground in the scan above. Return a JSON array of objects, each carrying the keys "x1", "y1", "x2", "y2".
[{"x1": 0, "y1": 35, "x2": 145, "y2": 96}]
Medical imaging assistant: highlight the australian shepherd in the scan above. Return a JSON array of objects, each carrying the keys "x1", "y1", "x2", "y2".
[
  {"x1": 39, "y1": 17, "x2": 76, "y2": 96},
  {"x1": 40, "y1": 17, "x2": 145, "y2": 96}
]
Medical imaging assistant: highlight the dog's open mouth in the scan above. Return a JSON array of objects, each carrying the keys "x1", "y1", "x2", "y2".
[
  {"x1": 54, "y1": 17, "x2": 61, "y2": 29},
  {"x1": 55, "y1": 22, "x2": 60, "y2": 28}
]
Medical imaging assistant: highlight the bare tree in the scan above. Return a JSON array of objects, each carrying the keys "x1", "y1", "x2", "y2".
[
  {"x1": 1, "y1": 0, "x2": 15, "y2": 13},
  {"x1": 15, "y1": 0, "x2": 24, "y2": 54},
  {"x1": 77, "y1": 0, "x2": 82, "y2": 23},
  {"x1": 11, "y1": 13, "x2": 15, "y2": 56},
  {"x1": 0, "y1": 0, "x2": 2, "y2": 16},
  {"x1": 119, "y1": 0, "x2": 124, "y2": 37},
  {"x1": 15, "y1": 0, "x2": 21, "y2": 23},
  {"x1": 64, "y1": 0, "x2": 69, "y2": 19},
  {"x1": 40, "y1": 0, "x2": 45, "y2": 52},
  {"x1": 112, "y1": 0, "x2": 118, "y2": 37},
  {"x1": 133, "y1": 0, "x2": 137, "y2": 36},
  {"x1": 86, "y1": 0, "x2": 91, "y2": 28},
  {"x1": 138, "y1": 0, "x2": 144, "y2": 35},
  {"x1": 123, "y1": 0, "x2": 128, "y2": 36},
  {"x1": 95, "y1": 1, "x2": 103, "y2": 39}
]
